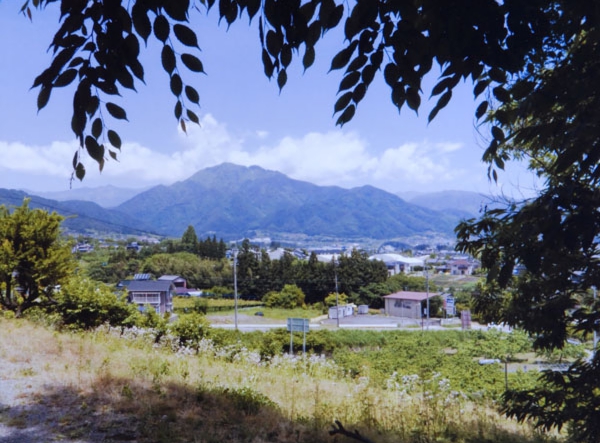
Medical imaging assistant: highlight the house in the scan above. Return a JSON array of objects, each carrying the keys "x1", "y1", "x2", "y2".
[
  {"x1": 126, "y1": 280, "x2": 175, "y2": 314},
  {"x1": 449, "y1": 258, "x2": 478, "y2": 275},
  {"x1": 383, "y1": 291, "x2": 440, "y2": 319},
  {"x1": 158, "y1": 275, "x2": 194, "y2": 296},
  {"x1": 369, "y1": 253, "x2": 425, "y2": 275}
]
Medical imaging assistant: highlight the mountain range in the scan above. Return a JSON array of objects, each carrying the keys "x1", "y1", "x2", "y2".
[{"x1": 1, "y1": 163, "x2": 488, "y2": 242}]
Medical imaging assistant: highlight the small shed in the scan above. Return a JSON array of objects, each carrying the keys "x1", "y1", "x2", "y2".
[
  {"x1": 328, "y1": 304, "x2": 354, "y2": 319},
  {"x1": 383, "y1": 291, "x2": 440, "y2": 319}
]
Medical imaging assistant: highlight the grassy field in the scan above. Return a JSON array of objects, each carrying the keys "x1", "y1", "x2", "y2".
[{"x1": 0, "y1": 316, "x2": 562, "y2": 443}]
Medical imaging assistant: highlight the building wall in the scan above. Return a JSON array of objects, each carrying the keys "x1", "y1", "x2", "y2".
[{"x1": 385, "y1": 298, "x2": 422, "y2": 319}]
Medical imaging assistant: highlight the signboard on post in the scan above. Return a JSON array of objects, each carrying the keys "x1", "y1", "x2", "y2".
[
  {"x1": 287, "y1": 318, "x2": 310, "y2": 355},
  {"x1": 287, "y1": 318, "x2": 310, "y2": 332},
  {"x1": 445, "y1": 295, "x2": 455, "y2": 316}
]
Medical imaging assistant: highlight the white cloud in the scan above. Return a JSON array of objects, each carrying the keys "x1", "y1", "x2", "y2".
[
  {"x1": 0, "y1": 140, "x2": 75, "y2": 176},
  {"x1": 0, "y1": 114, "x2": 489, "y2": 194}
]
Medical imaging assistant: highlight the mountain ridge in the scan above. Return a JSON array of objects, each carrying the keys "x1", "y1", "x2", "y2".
[{"x1": 3, "y1": 164, "x2": 475, "y2": 242}]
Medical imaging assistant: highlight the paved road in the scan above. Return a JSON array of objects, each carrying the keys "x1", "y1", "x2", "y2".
[{"x1": 209, "y1": 315, "x2": 477, "y2": 332}]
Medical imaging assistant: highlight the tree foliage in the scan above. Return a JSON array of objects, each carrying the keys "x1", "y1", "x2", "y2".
[
  {"x1": 0, "y1": 199, "x2": 74, "y2": 316},
  {"x1": 51, "y1": 275, "x2": 139, "y2": 330},
  {"x1": 22, "y1": 0, "x2": 596, "y2": 181},
  {"x1": 262, "y1": 284, "x2": 305, "y2": 309},
  {"x1": 454, "y1": 25, "x2": 600, "y2": 443}
]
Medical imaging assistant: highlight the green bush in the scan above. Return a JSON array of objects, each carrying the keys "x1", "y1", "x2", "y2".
[
  {"x1": 262, "y1": 284, "x2": 305, "y2": 309},
  {"x1": 170, "y1": 313, "x2": 210, "y2": 349},
  {"x1": 51, "y1": 277, "x2": 139, "y2": 330}
]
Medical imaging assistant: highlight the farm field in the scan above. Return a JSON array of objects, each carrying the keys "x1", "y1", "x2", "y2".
[{"x1": 0, "y1": 316, "x2": 564, "y2": 443}]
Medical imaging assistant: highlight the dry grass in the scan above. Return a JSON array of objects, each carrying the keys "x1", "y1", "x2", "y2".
[{"x1": 0, "y1": 317, "x2": 558, "y2": 443}]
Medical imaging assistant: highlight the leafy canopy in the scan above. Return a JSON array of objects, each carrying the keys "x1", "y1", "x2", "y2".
[
  {"x1": 0, "y1": 199, "x2": 74, "y2": 316},
  {"x1": 21, "y1": 0, "x2": 593, "y2": 182}
]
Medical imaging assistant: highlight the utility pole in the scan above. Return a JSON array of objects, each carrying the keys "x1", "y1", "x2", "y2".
[
  {"x1": 334, "y1": 258, "x2": 340, "y2": 328},
  {"x1": 425, "y1": 259, "x2": 430, "y2": 330},
  {"x1": 233, "y1": 247, "x2": 238, "y2": 331}
]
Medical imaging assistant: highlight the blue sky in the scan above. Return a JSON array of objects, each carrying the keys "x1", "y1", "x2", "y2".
[{"x1": 0, "y1": 2, "x2": 539, "y2": 198}]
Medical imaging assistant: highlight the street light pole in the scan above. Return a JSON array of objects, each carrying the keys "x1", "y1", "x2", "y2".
[{"x1": 233, "y1": 247, "x2": 238, "y2": 331}]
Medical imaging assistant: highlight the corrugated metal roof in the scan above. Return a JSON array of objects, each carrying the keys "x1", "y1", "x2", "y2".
[
  {"x1": 133, "y1": 273, "x2": 152, "y2": 280},
  {"x1": 127, "y1": 280, "x2": 173, "y2": 292},
  {"x1": 383, "y1": 291, "x2": 440, "y2": 301}
]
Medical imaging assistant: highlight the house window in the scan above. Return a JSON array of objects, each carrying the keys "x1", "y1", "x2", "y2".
[{"x1": 131, "y1": 292, "x2": 161, "y2": 305}]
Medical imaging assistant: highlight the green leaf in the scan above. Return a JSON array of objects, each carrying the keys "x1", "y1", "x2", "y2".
[
  {"x1": 488, "y1": 67, "x2": 506, "y2": 83},
  {"x1": 280, "y1": 44, "x2": 292, "y2": 68},
  {"x1": 383, "y1": 63, "x2": 399, "y2": 86},
  {"x1": 37, "y1": 86, "x2": 51, "y2": 111},
  {"x1": 303, "y1": 46, "x2": 315, "y2": 71},
  {"x1": 85, "y1": 135, "x2": 104, "y2": 163},
  {"x1": 491, "y1": 125, "x2": 505, "y2": 142},
  {"x1": 105, "y1": 102, "x2": 128, "y2": 121},
  {"x1": 352, "y1": 83, "x2": 366, "y2": 104},
  {"x1": 54, "y1": 69, "x2": 77, "y2": 87},
  {"x1": 262, "y1": 49, "x2": 274, "y2": 78},
  {"x1": 132, "y1": 2, "x2": 151, "y2": 42},
  {"x1": 406, "y1": 87, "x2": 420, "y2": 111},
  {"x1": 266, "y1": 30, "x2": 283, "y2": 57},
  {"x1": 174, "y1": 100, "x2": 182, "y2": 119},
  {"x1": 246, "y1": 0, "x2": 260, "y2": 19},
  {"x1": 170, "y1": 73, "x2": 183, "y2": 96},
  {"x1": 75, "y1": 162, "x2": 86, "y2": 180},
  {"x1": 338, "y1": 71, "x2": 360, "y2": 92},
  {"x1": 277, "y1": 69, "x2": 287, "y2": 91},
  {"x1": 187, "y1": 109, "x2": 199, "y2": 124},
  {"x1": 326, "y1": 4, "x2": 344, "y2": 30},
  {"x1": 161, "y1": 45, "x2": 176, "y2": 74},
  {"x1": 185, "y1": 85, "x2": 200, "y2": 104},
  {"x1": 475, "y1": 101, "x2": 489, "y2": 120},
  {"x1": 428, "y1": 90, "x2": 452, "y2": 122},
  {"x1": 154, "y1": 15, "x2": 170, "y2": 43},
  {"x1": 474, "y1": 79, "x2": 491, "y2": 97},
  {"x1": 334, "y1": 91, "x2": 353, "y2": 113},
  {"x1": 91, "y1": 118, "x2": 102, "y2": 139},
  {"x1": 493, "y1": 86, "x2": 511, "y2": 103},
  {"x1": 173, "y1": 24, "x2": 199, "y2": 48},
  {"x1": 109, "y1": 150, "x2": 118, "y2": 161},
  {"x1": 163, "y1": 0, "x2": 189, "y2": 21},
  {"x1": 107, "y1": 130, "x2": 122, "y2": 149},
  {"x1": 348, "y1": 55, "x2": 367, "y2": 72},
  {"x1": 181, "y1": 53, "x2": 205, "y2": 72},
  {"x1": 336, "y1": 104, "x2": 356, "y2": 126},
  {"x1": 329, "y1": 41, "x2": 358, "y2": 72},
  {"x1": 361, "y1": 65, "x2": 376, "y2": 86}
]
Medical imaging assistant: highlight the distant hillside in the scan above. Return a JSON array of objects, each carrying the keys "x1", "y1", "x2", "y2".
[
  {"x1": 2, "y1": 164, "x2": 466, "y2": 241},
  {"x1": 408, "y1": 190, "x2": 491, "y2": 219},
  {"x1": 0, "y1": 189, "x2": 158, "y2": 235},
  {"x1": 116, "y1": 163, "x2": 460, "y2": 239},
  {"x1": 33, "y1": 185, "x2": 147, "y2": 208}
]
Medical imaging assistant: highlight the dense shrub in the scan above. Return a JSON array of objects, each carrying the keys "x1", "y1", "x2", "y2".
[
  {"x1": 170, "y1": 313, "x2": 211, "y2": 350},
  {"x1": 51, "y1": 277, "x2": 139, "y2": 330},
  {"x1": 262, "y1": 284, "x2": 305, "y2": 309}
]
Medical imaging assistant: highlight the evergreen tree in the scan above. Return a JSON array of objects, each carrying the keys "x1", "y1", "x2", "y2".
[{"x1": 180, "y1": 225, "x2": 199, "y2": 254}]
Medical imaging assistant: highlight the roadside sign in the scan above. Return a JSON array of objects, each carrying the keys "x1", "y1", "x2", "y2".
[
  {"x1": 287, "y1": 318, "x2": 310, "y2": 332},
  {"x1": 287, "y1": 318, "x2": 310, "y2": 355},
  {"x1": 445, "y1": 295, "x2": 455, "y2": 316}
]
